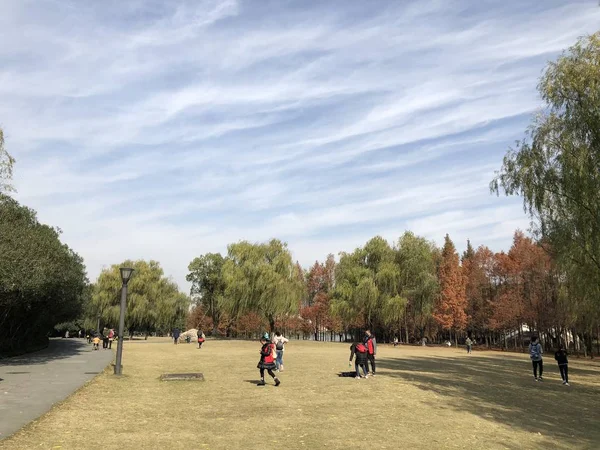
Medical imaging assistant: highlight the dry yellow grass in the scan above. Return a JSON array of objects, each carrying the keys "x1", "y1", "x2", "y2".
[{"x1": 2, "y1": 339, "x2": 600, "y2": 450}]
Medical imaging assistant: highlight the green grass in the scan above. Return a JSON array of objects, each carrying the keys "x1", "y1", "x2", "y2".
[{"x1": 2, "y1": 339, "x2": 600, "y2": 450}]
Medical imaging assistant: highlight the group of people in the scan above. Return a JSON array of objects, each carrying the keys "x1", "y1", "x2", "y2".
[
  {"x1": 87, "y1": 328, "x2": 115, "y2": 351},
  {"x1": 169, "y1": 328, "x2": 206, "y2": 347},
  {"x1": 174, "y1": 327, "x2": 571, "y2": 387},
  {"x1": 348, "y1": 330, "x2": 377, "y2": 379},
  {"x1": 257, "y1": 331, "x2": 289, "y2": 386}
]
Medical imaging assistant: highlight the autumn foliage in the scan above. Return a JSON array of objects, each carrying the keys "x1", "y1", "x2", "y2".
[
  {"x1": 185, "y1": 230, "x2": 598, "y2": 355},
  {"x1": 433, "y1": 235, "x2": 467, "y2": 339}
]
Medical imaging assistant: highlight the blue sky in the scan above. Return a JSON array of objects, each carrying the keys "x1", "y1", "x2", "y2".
[{"x1": 2, "y1": 0, "x2": 599, "y2": 290}]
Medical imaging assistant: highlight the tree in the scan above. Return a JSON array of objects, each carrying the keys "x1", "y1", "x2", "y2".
[
  {"x1": 186, "y1": 305, "x2": 214, "y2": 333},
  {"x1": 186, "y1": 253, "x2": 226, "y2": 334},
  {"x1": 394, "y1": 232, "x2": 440, "y2": 342},
  {"x1": 221, "y1": 239, "x2": 303, "y2": 332},
  {"x1": 91, "y1": 260, "x2": 189, "y2": 337},
  {"x1": 0, "y1": 128, "x2": 16, "y2": 194},
  {"x1": 433, "y1": 234, "x2": 467, "y2": 344},
  {"x1": 0, "y1": 194, "x2": 88, "y2": 355},
  {"x1": 302, "y1": 256, "x2": 336, "y2": 340},
  {"x1": 491, "y1": 32, "x2": 600, "y2": 339},
  {"x1": 463, "y1": 243, "x2": 495, "y2": 343},
  {"x1": 333, "y1": 236, "x2": 407, "y2": 340}
]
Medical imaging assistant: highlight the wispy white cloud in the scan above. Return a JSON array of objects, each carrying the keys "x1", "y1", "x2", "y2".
[{"x1": 2, "y1": 0, "x2": 599, "y2": 290}]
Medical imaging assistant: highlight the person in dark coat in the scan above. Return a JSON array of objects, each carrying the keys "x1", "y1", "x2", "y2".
[
  {"x1": 257, "y1": 332, "x2": 280, "y2": 387},
  {"x1": 554, "y1": 344, "x2": 569, "y2": 386},
  {"x1": 172, "y1": 328, "x2": 180, "y2": 345},
  {"x1": 349, "y1": 342, "x2": 369, "y2": 379}
]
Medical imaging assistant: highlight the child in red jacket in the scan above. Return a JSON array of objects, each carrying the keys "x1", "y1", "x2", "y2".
[{"x1": 257, "y1": 333, "x2": 280, "y2": 387}]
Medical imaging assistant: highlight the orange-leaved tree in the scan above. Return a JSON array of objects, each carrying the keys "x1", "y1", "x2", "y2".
[{"x1": 433, "y1": 234, "x2": 467, "y2": 345}]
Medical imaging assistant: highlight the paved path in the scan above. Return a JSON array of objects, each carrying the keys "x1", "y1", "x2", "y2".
[{"x1": 0, "y1": 338, "x2": 113, "y2": 440}]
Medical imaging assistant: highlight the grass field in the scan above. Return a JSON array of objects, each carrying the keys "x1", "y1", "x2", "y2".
[{"x1": 2, "y1": 339, "x2": 600, "y2": 450}]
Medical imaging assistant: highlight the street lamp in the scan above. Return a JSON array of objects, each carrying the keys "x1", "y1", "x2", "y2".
[{"x1": 114, "y1": 267, "x2": 134, "y2": 375}]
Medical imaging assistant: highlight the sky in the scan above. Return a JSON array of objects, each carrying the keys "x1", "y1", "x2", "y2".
[{"x1": 2, "y1": 0, "x2": 599, "y2": 291}]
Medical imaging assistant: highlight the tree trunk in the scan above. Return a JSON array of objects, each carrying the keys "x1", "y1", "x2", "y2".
[{"x1": 586, "y1": 332, "x2": 594, "y2": 359}]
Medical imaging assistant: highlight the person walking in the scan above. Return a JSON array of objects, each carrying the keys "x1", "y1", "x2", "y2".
[
  {"x1": 364, "y1": 330, "x2": 377, "y2": 376},
  {"x1": 349, "y1": 342, "x2": 369, "y2": 379},
  {"x1": 172, "y1": 328, "x2": 181, "y2": 345},
  {"x1": 465, "y1": 336, "x2": 473, "y2": 354},
  {"x1": 102, "y1": 329, "x2": 109, "y2": 349},
  {"x1": 197, "y1": 329, "x2": 205, "y2": 349},
  {"x1": 273, "y1": 331, "x2": 289, "y2": 372},
  {"x1": 108, "y1": 329, "x2": 114, "y2": 349},
  {"x1": 257, "y1": 333, "x2": 280, "y2": 387},
  {"x1": 554, "y1": 344, "x2": 569, "y2": 386},
  {"x1": 529, "y1": 336, "x2": 544, "y2": 381}
]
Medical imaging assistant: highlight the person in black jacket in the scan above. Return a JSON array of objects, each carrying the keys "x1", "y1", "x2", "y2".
[
  {"x1": 554, "y1": 345, "x2": 569, "y2": 386},
  {"x1": 349, "y1": 343, "x2": 369, "y2": 379}
]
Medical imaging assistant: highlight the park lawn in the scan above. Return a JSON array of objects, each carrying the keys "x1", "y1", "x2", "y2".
[{"x1": 2, "y1": 340, "x2": 600, "y2": 450}]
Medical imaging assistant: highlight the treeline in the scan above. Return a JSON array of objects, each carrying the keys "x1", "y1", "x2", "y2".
[{"x1": 184, "y1": 231, "x2": 600, "y2": 356}]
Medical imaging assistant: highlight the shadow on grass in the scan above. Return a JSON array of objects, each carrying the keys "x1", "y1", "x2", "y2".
[
  {"x1": 243, "y1": 380, "x2": 262, "y2": 384},
  {"x1": 0, "y1": 338, "x2": 89, "y2": 366},
  {"x1": 377, "y1": 354, "x2": 600, "y2": 447}
]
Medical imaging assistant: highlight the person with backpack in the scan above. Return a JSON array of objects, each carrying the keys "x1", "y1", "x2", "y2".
[
  {"x1": 257, "y1": 332, "x2": 280, "y2": 387},
  {"x1": 529, "y1": 336, "x2": 544, "y2": 381},
  {"x1": 273, "y1": 331, "x2": 289, "y2": 372},
  {"x1": 349, "y1": 342, "x2": 369, "y2": 379},
  {"x1": 554, "y1": 344, "x2": 569, "y2": 386},
  {"x1": 197, "y1": 329, "x2": 205, "y2": 349},
  {"x1": 364, "y1": 330, "x2": 377, "y2": 376}
]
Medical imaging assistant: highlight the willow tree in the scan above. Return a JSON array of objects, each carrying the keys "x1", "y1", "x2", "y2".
[
  {"x1": 0, "y1": 128, "x2": 16, "y2": 194},
  {"x1": 491, "y1": 32, "x2": 600, "y2": 348},
  {"x1": 332, "y1": 236, "x2": 407, "y2": 338},
  {"x1": 221, "y1": 239, "x2": 303, "y2": 332},
  {"x1": 395, "y1": 231, "x2": 440, "y2": 342},
  {"x1": 92, "y1": 260, "x2": 189, "y2": 337}
]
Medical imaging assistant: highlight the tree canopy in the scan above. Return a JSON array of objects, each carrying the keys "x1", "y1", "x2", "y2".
[
  {"x1": 0, "y1": 194, "x2": 88, "y2": 355},
  {"x1": 186, "y1": 253, "x2": 226, "y2": 333},
  {"x1": 220, "y1": 239, "x2": 303, "y2": 331},
  {"x1": 332, "y1": 236, "x2": 408, "y2": 336},
  {"x1": 491, "y1": 32, "x2": 600, "y2": 336},
  {"x1": 91, "y1": 260, "x2": 189, "y2": 336}
]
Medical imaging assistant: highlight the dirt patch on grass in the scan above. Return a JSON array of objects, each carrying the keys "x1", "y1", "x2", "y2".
[{"x1": 2, "y1": 340, "x2": 599, "y2": 450}]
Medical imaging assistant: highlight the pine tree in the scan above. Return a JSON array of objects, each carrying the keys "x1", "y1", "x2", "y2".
[{"x1": 433, "y1": 234, "x2": 467, "y2": 345}]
